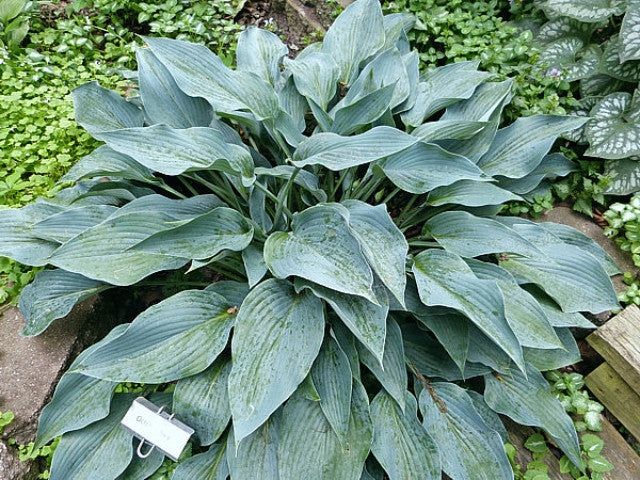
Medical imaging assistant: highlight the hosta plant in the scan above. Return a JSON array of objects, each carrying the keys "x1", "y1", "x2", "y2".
[
  {"x1": 0, "y1": 0, "x2": 621, "y2": 479},
  {"x1": 534, "y1": 0, "x2": 640, "y2": 195}
]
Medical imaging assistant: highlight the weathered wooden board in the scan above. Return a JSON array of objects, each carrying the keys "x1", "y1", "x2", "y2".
[
  {"x1": 599, "y1": 414, "x2": 640, "y2": 480},
  {"x1": 587, "y1": 305, "x2": 640, "y2": 397},
  {"x1": 585, "y1": 362, "x2": 640, "y2": 441}
]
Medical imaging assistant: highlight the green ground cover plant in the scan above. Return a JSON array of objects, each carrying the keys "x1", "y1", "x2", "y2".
[{"x1": 0, "y1": 1, "x2": 622, "y2": 478}]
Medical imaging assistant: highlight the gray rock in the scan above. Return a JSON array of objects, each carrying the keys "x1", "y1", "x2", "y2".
[{"x1": 0, "y1": 440, "x2": 37, "y2": 480}]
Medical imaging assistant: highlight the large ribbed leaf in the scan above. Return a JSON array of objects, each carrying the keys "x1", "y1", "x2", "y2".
[
  {"x1": 48, "y1": 211, "x2": 189, "y2": 285},
  {"x1": 341, "y1": 200, "x2": 407, "y2": 306},
  {"x1": 236, "y1": 27, "x2": 287, "y2": 86},
  {"x1": 401, "y1": 61, "x2": 491, "y2": 126},
  {"x1": 173, "y1": 357, "x2": 231, "y2": 446},
  {"x1": 145, "y1": 36, "x2": 279, "y2": 120},
  {"x1": 242, "y1": 244, "x2": 268, "y2": 288},
  {"x1": 292, "y1": 126, "x2": 417, "y2": 170},
  {"x1": 278, "y1": 382, "x2": 372, "y2": 480},
  {"x1": 540, "y1": 0, "x2": 626, "y2": 22},
  {"x1": 49, "y1": 394, "x2": 134, "y2": 480},
  {"x1": 425, "y1": 211, "x2": 542, "y2": 258},
  {"x1": 31, "y1": 205, "x2": 118, "y2": 243},
  {"x1": 321, "y1": 0, "x2": 385, "y2": 84},
  {"x1": 538, "y1": 38, "x2": 600, "y2": 81},
  {"x1": 622, "y1": 2, "x2": 640, "y2": 62},
  {"x1": 96, "y1": 125, "x2": 254, "y2": 185},
  {"x1": 478, "y1": 115, "x2": 587, "y2": 178},
  {"x1": 264, "y1": 204, "x2": 376, "y2": 302},
  {"x1": 467, "y1": 260, "x2": 563, "y2": 350},
  {"x1": 412, "y1": 250, "x2": 524, "y2": 370},
  {"x1": 0, "y1": 202, "x2": 63, "y2": 266},
  {"x1": 585, "y1": 92, "x2": 640, "y2": 159},
  {"x1": 228, "y1": 279, "x2": 324, "y2": 444},
  {"x1": 172, "y1": 443, "x2": 228, "y2": 480},
  {"x1": 137, "y1": 48, "x2": 212, "y2": 128},
  {"x1": 419, "y1": 383, "x2": 513, "y2": 480},
  {"x1": 285, "y1": 52, "x2": 339, "y2": 110},
  {"x1": 371, "y1": 391, "x2": 440, "y2": 480},
  {"x1": 525, "y1": 286, "x2": 595, "y2": 329},
  {"x1": 524, "y1": 327, "x2": 582, "y2": 371},
  {"x1": 427, "y1": 180, "x2": 520, "y2": 207},
  {"x1": 484, "y1": 363, "x2": 581, "y2": 466},
  {"x1": 34, "y1": 324, "x2": 127, "y2": 449},
  {"x1": 61, "y1": 146, "x2": 158, "y2": 184},
  {"x1": 227, "y1": 415, "x2": 279, "y2": 480},
  {"x1": 604, "y1": 158, "x2": 640, "y2": 195},
  {"x1": 311, "y1": 337, "x2": 352, "y2": 441},
  {"x1": 117, "y1": 447, "x2": 164, "y2": 480},
  {"x1": 497, "y1": 153, "x2": 576, "y2": 195},
  {"x1": 331, "y1": 84, "x2": 396, "y2": 135},
  {"x1": 380, "y1": 142, "x2": 486, "y2": 194},
  {"x1": 296, "y1": 279, "x2": 387, "y2": 364},
  {"x1": 132, "y1": 207, "x2": 253, "y2": 260},
  {"x1": 73, "y1": 82, "x2": 143, "y2": 135},
  {"x1": 358, "y1": 316, "x2": 407, "y2": 411},
  {"x1": 411, "y1": 120, "x2": 488, "y2": 143},
  {"x1": 255, "y1": 165, "x2": 327, "y2": 202},
  {"x1": 73, "y1": 290, "x2": 234, "y2": 382},
  {"x1": 19, "y1": 269, "x2": 111, "y2": 337}
]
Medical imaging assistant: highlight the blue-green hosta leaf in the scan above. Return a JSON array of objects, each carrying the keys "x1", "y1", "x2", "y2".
[
  {"x1": 539, "y1": 38, "x2": 600, "y2": 81},
  {"x1": 341, "y1": 200, "x2": 407, "y2": 306},
  {"x1": 285, "y1": 52, "x2": 339, "y2": 110},
  {"x1": 419, "y1": 383, "x2": 513, "y2": 480},
  {"x1": 204, "y1": 280, "x2": 250, "y2": 308},
  {"x1": 49, "y1": 394, "x2": 135, "y2": 480},
  {"x1": 427, "y1": 180, "x2": 521, "y2": 207},
  {"x1": 401, "y1": 324, "x2": 492, "y2": 381},
  {"x1": 425, "y1": 211, "x2": 542, "y2": 258},
  {"x1": 0, "y1": 202, "x2": 63, "y2": 266},
  {"x1": 466, "y1": 325, "x2": 513, "y2": 373},
  {"x1": 540, "y1": 0, "x2": 626, "y2": 22},
  {"x1": 526, "y1": 286, "x2": 595, "y2": 329},
  {"x1": 73, "y1": 290, "x2": 235, "y2": 382},
  {"x1": 621, "y1": 2, "x2": 640, "y2": 62},
  {"x1": 524, "y1": 327, "x2": 582, "y2": 371},
  {"x1": 330, "y1": 321, "x2": 362, "y2": 382},
  {"x1": 382, "y1": 13, "x2": 416, "y2": 50},
  {"x1": 34, "y1": 324, "x2": 127, "y2": 449},
  {"x1": 295, "y1": 278, "x2": 388, "y2": 368},
  {"x1": 602, "y1": 36, "x2": 640, "y2": 81},
  {"x1": 278, "y1": 381, "x2": 373, "y2": 480},
  {"x1": 255, "y1": 165, "x2": 328, "y2": 202},
  {"x1": 96, "y1": 125, "x2": 255, "y2": 185},
  {"x1": 292, "y1": 126, "x2": 417, "y2": 170},
  {"x1": 172, "y1": 443, "x2": 228, "y2": 480},
  {"x1": 411, "y1": 120, "x2": 489, "y2": 143},
  {"x1": 497, "y1": 153, "x2": 576, "y2": 195},
  {"x1": 113, "y1": 193, "x2": 225, "y2": 219},
  {"x1": 19, "y1": 269, "x2": 111, "y2": 337},
  {"x1": 73, "y1": 82, "x2": 143, "y2": 135},
  {"x1": 311, "y1": 337, "x2": 353, "y2": 441},
  {"x1": 279, "y1": 76, "x2": 307, "y2": 132},
  {"x1": 228, "y1": 279, "x2": 324, "y2": 444},
  {"x1": 30, "y1": 205, "x2": 118, "y2": 244},
  {"x1": 131, "y1": 207, "x2": 253, "y2": 260},
  {"x1": 585, "y1": 92, "x2": 640, "y2": 159},
  {"x1": 412, "y1": 307, "x2": 470, "y2": 374},
  {"x1": 173, "y1": 357, "x2": 231, "y2": 446},
  {"x1": 242, "y1": 244, "x2": 267, "y2": 288},
  {"x1": 478, "y1": 115, "x2": 588, "y2": 178},
  {"x1": 401, "y1": 61, "x2": 491, "y2": 126},
  {"x1": 604, "y1": 158, "x2": 640, "y2": 194},
  {"x1": 539, "y1": 222, "x2": 620, "y2": 275},
  {"x1": 136, "y1": 48, "x2": 212, "y2": 128},
  {"x1": 145, "y1": 36, "x2": 279, "y2": 121},
  {"x1": 237, "y1": 26, "x2": 287, "y2": 87},
  {"x1": 380, "y1": 142, "x2": 487, "y2": 194},
  {"x1": 117, "y1": 446, "x2": 164, "y2": 480},
  {"x1": 321, "y1": 0, "x2": 385, "y2": 84},
  {"x1": 497, "y1": 222, "x2": 619, "y2": 313},
  {"x1": 412, "y1": 250, "x2": 525, "y2": 370},
  {"x1": 264, "y1": 204, "x2": 376, "y2": 302},
  {"x1": 465, "y1": 390, "x2": 510, "y2": 443},
  {"x1": 466, "y1": 260, "x2": 563, "y2": 350},
  {"x1": 371, "y1": 391, "x2": 440, "y2": 480},
  {"x1": 330, "y1": 83, "x2": 396, "y2": 135},
  {"x1": 227, "y1": 415, "x2": 279, "y2": 480},
  {"x1": 48, "y1": 211, "x2": 189, "y2": 285},
  {"x1": 358, "y1": 316, "x2": 407, "y2": 411},
  {"x1": 484, "y1": 363, "x2": 582, "y2": 466},
  {"x1": 61, "y1": 146, "x2": 158, "y2": 184}
]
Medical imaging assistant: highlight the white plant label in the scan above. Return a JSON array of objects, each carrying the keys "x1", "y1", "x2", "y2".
[{"x1": 121, "y1": 397, "x2": 194, "y2": 461}]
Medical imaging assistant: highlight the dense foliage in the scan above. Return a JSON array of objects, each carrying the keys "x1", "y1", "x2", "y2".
[
  {"x1": 534, "y1": 0, "x2": 640, "y2": 196},
  {"x1": 0, "y1": 1, "x2": 621, "y2": 479}
]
